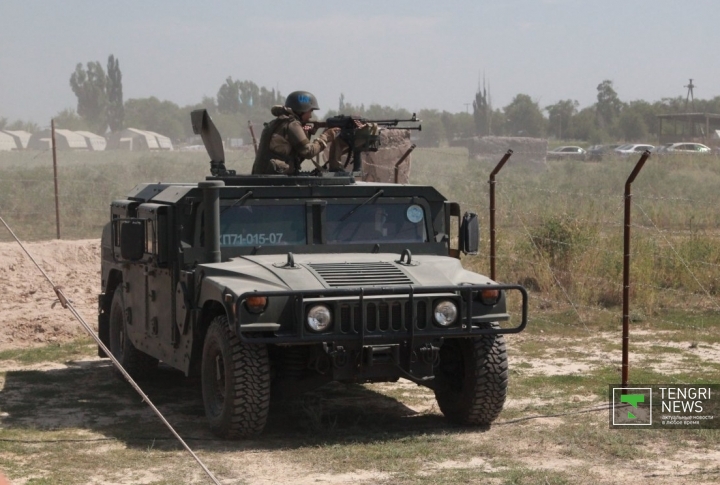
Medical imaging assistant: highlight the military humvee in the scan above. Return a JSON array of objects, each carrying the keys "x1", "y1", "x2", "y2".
[{"x1": 98, "y1": 110, "x2": 527, "y2": 438}]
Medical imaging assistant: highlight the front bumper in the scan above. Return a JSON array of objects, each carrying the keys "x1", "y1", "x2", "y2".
[{"x1": 234, "y1": 283, "x2": 527, "y2": 345}]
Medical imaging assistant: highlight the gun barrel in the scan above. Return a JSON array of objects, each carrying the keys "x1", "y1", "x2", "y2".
[{"x1": 382, "y1": 126, "x2": 422, "y2": 131}]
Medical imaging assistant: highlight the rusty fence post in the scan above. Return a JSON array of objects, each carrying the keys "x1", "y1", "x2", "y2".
[
  {"x1": 51, "y1": 119, "x2": 61, "y2": 239},
  {"x1": 622, "y1": 150, "x2": 650, "y2": 390},
  {"x1": 488, "y1": 150, "x2": 513, "y2": 281},
  {"x1": 394, "y1": 144, "x2": 416, "y2": 183}
]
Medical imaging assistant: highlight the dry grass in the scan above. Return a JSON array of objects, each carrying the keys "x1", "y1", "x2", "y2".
[{"x1": 1, "y1": 147, "x2": 719, "y2": 483}]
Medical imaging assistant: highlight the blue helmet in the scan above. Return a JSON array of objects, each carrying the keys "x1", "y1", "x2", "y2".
[{"x1": 285, "y1": 91, "x2": 320, "y2": 113}]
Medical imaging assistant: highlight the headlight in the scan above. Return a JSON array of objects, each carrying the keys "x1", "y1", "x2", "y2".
[
  {"x1": 307, "y1": 305, "x2": 332, "y2": 332},
  {"x1": 477, "y1": 288, "x2": 502, "y2": 306},
  {"x1": 433, "y1": 300, "x2": 457, "y2": 326}
]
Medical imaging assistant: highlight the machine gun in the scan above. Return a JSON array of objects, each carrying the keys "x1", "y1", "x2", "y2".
[{"x1": 306, "y1": 113, "x2": 422, "y2": 172}]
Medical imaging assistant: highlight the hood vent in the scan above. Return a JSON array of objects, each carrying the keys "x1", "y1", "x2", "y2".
[{"x1": 307, "y1": 262, "x2": 414, "y2": 288}]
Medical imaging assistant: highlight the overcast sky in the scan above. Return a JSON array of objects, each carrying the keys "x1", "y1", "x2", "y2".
[{"x1": 1, "y1": 0, "x2": 718, "y2": 126}]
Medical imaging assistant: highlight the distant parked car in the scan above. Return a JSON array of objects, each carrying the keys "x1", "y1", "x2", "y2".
[
  {"x1": 659, "y1": 142, "x2": 712, "y2": 154},
  {"x1": 586, "y1": 144, "x2": 622, "y2": 161},
  {"x1": 547, "y1": 146, "x2": 587, "y2": 161},
  {"x1": 614, "y1": 144, "x2": 654, "y2": 155}
]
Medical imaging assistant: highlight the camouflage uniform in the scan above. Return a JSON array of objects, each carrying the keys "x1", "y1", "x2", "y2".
[{"x1": 252, "y1": 106, "x2": 336, "y2": 175}]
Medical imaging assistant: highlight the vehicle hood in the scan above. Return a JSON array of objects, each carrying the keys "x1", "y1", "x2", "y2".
[{"x1": 199, "y1": 253, "x2": 495, "y2": 293}]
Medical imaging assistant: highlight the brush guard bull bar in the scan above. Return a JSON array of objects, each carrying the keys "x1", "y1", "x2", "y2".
[{"x1": 234, "y1": 283, "x2": 527, "y2": 345}]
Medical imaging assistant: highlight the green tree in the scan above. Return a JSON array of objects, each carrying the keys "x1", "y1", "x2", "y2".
[
  {"x1": 69, "y1": 61, "x2": 108, "y2": 133},
  {"x1": 3, "y1": 119, "x2": 39, "y2": 132},
  {"x1": 124, "y1": 97, "x2": 185, "y2": 141},
  {"x1": 545, "y1": 99, "x2": 578, "y2": 139},
  {"x1": 53, "y1": 108, "x2": 89, "y2": 131},
  {"x1": 338, "y1": 93, "x2": 346, "y2": 112},
  {"x1": 441, "y1": 111, "x2": 474, "y2": 141},
  {"x1": 564, "y1": 107, "x2": 601, "y2": 143},
  {"x1": 257, "y1": 86, "x2": 281, "y2": 109},
  {"x1": 621, "y1": 100, "x2": 659, "y2": 138},
  {"x1": 217, "y1": 77, "x2": 242, "y2": 114},
  {"x1": 238, "y1": 81, "x2": 260, "y2": 112},
  {"x1": 473, "y1": 85, "x2": 491, "y2": 136},
  {"x1": 617, "y1": 109, "x2": 648, "y2": 141},
  {"x1": 503, "y1": 94, "x2": 546, "y2": 137},
  {"x1": 106, "y1": 54, "x2": 124, "y2": 132},
  {"x1": 417, "y1": 109, "x2": 445, "y2": 147},
  {"x1": 489, "y1": 108, "x2": 507, "y2": 135},
  {"x1": 596, "y1": 80, "x2": 623, "y2": 131}
]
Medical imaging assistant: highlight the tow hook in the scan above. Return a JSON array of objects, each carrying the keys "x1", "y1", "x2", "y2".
[
  {"x1": 326, "y1": 344, "x2": 348, "y2": 368},
  {"x1": 419, "y1": 343, "x2": 440, "y2": 365}
]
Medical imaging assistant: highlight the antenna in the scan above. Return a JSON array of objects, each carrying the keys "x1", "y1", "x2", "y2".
[{"x1": 684, "y1": 78, "x2": 696, "y2": 112}]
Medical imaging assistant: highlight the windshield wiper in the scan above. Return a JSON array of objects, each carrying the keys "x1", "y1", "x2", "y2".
[
  {"x1": 339, "y1": 190, "x2": 384, "y2": 222},
  {"x1": 220, "y1": 190, "x2": 253, "y2": 214}
]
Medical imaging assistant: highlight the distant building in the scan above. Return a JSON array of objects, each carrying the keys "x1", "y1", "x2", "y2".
[
  {"x1": 27, "y1": 129, "x2": 88, "y2": 150},
  {"x1": 657, "y1": 113, "x2": 720, "y2": 144},
  {"x1": 1, "y1": 130, "x2": 31, "y2": 149},
  {"x1": 106, "y1": 128, "x2": 173, "y2": 150},
  {"x1": 75, "y1": 131, "x2": 107, "y2": 151}
]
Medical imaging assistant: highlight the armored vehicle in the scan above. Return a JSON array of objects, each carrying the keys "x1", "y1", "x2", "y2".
[{"x1": 98, "y1": 110, "x2": 527, "y2": 438}]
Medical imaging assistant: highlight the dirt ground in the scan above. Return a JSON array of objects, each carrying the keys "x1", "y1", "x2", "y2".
[
  {"x1": 0, "y1": 239, "x2": 100, "y2": 351},
  {"x1": 0, "y1": 240, "x2": 719, "y2": 484}
]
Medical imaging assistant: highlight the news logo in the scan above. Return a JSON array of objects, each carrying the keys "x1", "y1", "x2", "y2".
[{"x1": 611, "y1": 387, "x2": 652, "y2": 426}]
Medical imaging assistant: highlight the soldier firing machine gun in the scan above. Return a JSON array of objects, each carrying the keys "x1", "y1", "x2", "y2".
[{"x1": 306, "y1": 114, "x2": 422, "y2": 172}]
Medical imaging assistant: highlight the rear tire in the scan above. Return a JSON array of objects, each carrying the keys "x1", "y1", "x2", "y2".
[
  {"x1": 434, "y1": 331, "x2": 508, "y2": 426},
  {"x1": 108, "y1": 288, "x2": 158, "y2": 378},
  {"x1": 201, "y1": 316, "x2": 270, "y2": 438}
]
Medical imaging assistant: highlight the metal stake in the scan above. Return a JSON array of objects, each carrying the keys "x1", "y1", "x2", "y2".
[
  {"x1": 622, "y1": 150, "x2": 650, "y2": 390},
  {"x1": 488, "y1": 150, "x2": 513, "y2": 280}
]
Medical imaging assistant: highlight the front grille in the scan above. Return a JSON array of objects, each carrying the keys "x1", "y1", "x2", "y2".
[
  {"x1": 335, "y1": 298, "x2": 431, "y2": 335},
  {"x1": 308, "y1": 262, "x2": 414, "y2": 288}
]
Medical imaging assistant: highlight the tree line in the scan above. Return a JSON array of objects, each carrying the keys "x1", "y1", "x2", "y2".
[{"x1": 1, "y1": 54, "x2": 718, "y2": 148}]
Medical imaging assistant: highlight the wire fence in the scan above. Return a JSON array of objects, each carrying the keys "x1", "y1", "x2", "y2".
[
  {"x1": 410, "y1": 150, "x2": 720, "y2": 340},
  {"x1": 1, "y1": 148, "x2": 719, "y2": 334}
]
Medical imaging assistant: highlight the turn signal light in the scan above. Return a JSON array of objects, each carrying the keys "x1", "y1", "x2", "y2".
[
  {"x1": 245, "y1": 295, "x2": 268, "y2": 313},
  {"x1": 478, "y1": 289, "x2": 501, "y2": 306}
]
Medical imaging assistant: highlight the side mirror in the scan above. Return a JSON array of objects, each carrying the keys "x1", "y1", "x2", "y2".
[
  {"x1": 119, "y1": 219, "x2": 146, "y2": 261},
  {"x1": 460, "y1": 212, "x2": 479, "y2": 255}
]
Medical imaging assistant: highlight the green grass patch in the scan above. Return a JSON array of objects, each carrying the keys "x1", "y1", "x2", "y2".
[{"x1": 0, "y1": 337, "x2": 96, "y2": 365}]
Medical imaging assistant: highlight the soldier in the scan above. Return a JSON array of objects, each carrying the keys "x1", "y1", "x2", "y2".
[{"x1": 251, "y1": 91, "x2": 339, "y2": 175}]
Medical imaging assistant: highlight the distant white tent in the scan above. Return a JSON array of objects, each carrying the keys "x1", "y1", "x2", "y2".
[
  {"x1": 27, "y1": 129, "x2": 88, "y2": 150},
  {"x1": 107, "y1": 128, "x2": 167, "y2": 150},
  {"x1": 1, "y1": 130, "x2": 31, "y2": 149},
  {"x1": 0, "y1": 131, "x2": 17, "y2": 151},
  {"x1": 143, "y1": 130, "x2": 174, "y2": 150},
  {"x1": 75, "y1": 131, "x2": 107, "y2": 151}
]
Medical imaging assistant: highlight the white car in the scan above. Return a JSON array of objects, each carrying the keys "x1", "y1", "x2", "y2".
[
  {"x1": 614, "y1": 144, "x2": 654, "y2": 155},
  {"x1": 660, "y1": 142, "x2": 711, "y2": 154},
  {"x1": 547, "y1": 146, "x2": 587, "y2": 161}
]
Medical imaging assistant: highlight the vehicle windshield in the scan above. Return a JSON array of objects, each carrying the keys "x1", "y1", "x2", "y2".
[
  {"x1": 326, "y1": 202, "x2": 427, "y2": 244},
  {"x1": 220, "y1": 204, "x2": 306, "y2": 247},
  {"x1": 217, "y1": 200, "x2": 428, "y2": 248}
]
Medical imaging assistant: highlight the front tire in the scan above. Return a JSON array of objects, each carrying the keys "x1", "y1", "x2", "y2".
[
  {"x1": 108, "y1": 288, "x2": 158, "y2": 378},
  {"x1": 201, "y1": 316, "x2": 271, "y2": 438},
  {"x1": 434, "y1": 332, "x2": 508, "y2": 426}
]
